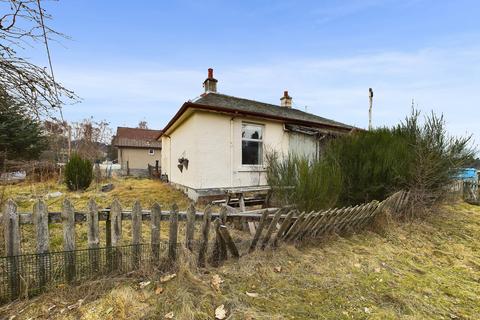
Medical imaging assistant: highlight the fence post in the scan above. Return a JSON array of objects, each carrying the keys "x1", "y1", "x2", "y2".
[
  {"x1": 249, "y1": 209, "x2": 269, "y2": 253},
  {"x1": 185, "y1": 203, "x2": 196, "y2": 251},
  {"x1": 132, "y1": 200, "x2": 142, "y2": 267},
  {"x1": 3, "y1": 199, "x2": 20, "y2": 300},
  {"x1": 198, "y1": 205, "x2": 212, "y2": 268},
  {"x1": 62, "y1": 199, "x2": 76, "y2": 283},
  {"x1": 260, "y1": 209, "x2": 283, "y2": 249},
  {"x1": 218, "y1": 225, "x2": 239, "y2": 258},
  {"x1": 168, "y1": 204, "x2": 179, "y2": 262},
  {"x1": 212, "y1": 218, "x2": 227, "y2": 266},
  {"x1": 271, "y1": 210, "x2": 295, "y2": 247},
  {"x1": 33, "y1": 200, "x2": 50, "y2": 291},
  {"x1": 110, "y1": 199, "x2": 122, "y2": 271},
  {"x1": 87, "y1": 199, "x2": 100, "y2": 273},
  {"x1": 151, "y1": 202, "x2": 161, "y2": 264}
]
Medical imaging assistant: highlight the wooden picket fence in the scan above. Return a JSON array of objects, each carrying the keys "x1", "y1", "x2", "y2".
[{"x1": 0, "y1": 190, "x2": 409, "y2": 303}]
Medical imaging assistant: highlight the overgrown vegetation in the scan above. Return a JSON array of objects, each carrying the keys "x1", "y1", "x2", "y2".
[
  {"x1": 267, "y1": 109, "x2": 474, "y2": 212},
  {"x1": 2, "y1": 202, "x2": 479, "y2": 319},
  {"x1": 0, "y1": 87, "x2": 47, "y2": 169},
  {"x1": 266, "y1": 152, "x2": 342, "y2": 212},
  {"x1": 64, "y1": 154, "x2": 93, "y2": 191}
]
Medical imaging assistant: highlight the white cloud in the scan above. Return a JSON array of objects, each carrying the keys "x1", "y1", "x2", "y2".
[{"x1": 56, "y1": 45, "x2": 480, "y2": 148}]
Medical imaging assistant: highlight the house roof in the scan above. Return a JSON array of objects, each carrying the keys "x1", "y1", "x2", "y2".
[
  {"x1": 114, "y1": 127, "x2": 162, "y2": 148},
  {"x1": 162, "y1": 92, "x2": 355, "y2": 136}
]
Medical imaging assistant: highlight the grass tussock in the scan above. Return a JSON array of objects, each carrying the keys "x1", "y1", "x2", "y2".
[{"x1": 2, "y1": 202, "x2": 480, "y2": 319}]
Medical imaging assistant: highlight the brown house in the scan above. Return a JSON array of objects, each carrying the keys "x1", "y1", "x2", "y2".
[{"x1": 113, "y1": 127, "x2": 162, "y2": 173}]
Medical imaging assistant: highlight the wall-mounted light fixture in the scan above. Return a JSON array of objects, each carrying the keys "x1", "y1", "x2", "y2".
[{"x1": 177, "y1": 157, "x2": 189, "y2": 172}]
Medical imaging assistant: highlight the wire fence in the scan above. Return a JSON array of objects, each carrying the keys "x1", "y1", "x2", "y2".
[{"x1": 0, "y1": 243, "x2": 168, "y2": 303}]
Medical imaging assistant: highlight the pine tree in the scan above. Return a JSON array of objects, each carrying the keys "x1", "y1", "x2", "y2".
[{"x1": 0, "y1": 88, "x2": 47, "y2": 169}]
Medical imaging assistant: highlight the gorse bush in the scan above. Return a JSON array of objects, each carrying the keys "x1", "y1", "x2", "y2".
[
  {"x1": 323, "y1": 128, "x2": 412, "y2": 206},
  {"x1": 64, "y1": 154, "x2": 93, "y2": 191},
  {"x1": 266, "y1": 109, "x2": 474, "y2": 212},
  {"x1": 266, "y1": 152, "x2": 341, "y2": 212}
]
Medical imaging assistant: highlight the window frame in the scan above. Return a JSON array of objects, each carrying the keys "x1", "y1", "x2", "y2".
[
  {"x1": 148, "y1": 149, "x2": 155, "y2": 156},
  {"x1": 241, "y1": 122, "x2": 264, "y2": 166}
]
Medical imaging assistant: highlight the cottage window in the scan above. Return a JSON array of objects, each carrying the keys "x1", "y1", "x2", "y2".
[
  {"x1": 148, "y1": 149, "x2": 155, "y2": 155},
  {"x1": 242, "y1": 123, "x2": 263, "y2": 165}
]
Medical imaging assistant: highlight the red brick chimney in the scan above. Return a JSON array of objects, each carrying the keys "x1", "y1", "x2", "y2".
[
  {"x1": 203, "y1": 68, "x2": 218, "y2": 93},
  {"x1": 280, "y1": 90, "x2": 292, "y2": 108}
]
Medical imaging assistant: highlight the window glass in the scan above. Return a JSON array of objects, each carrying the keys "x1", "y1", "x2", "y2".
[{"x1": 242, "y1": 124, "x2": 263, "y2": 165}]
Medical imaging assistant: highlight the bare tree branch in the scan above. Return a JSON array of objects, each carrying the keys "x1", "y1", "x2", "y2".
[{"x1": 0, "y1": 0, "x2": 79, "y2": 118}]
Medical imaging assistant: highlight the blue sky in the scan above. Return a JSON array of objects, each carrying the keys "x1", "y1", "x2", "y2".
[{"x1": 32, "y1": 0, "x2": 480, "y2": 145}]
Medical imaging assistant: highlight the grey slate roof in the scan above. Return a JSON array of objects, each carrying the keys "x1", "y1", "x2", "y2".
[{"x1": 194, "y1": 92, "x2": 353, "y2": 130}]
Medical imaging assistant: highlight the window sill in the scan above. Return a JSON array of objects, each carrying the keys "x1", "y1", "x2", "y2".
[{"x1": 237, "y1": 166, "x2": 266, "y2": 172}]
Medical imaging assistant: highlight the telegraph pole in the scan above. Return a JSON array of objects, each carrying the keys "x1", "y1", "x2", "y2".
[{"x1": 368, "y1": 88, "x2": 374, "y2": 130}]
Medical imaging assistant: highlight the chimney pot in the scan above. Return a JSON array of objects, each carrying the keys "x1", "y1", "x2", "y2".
[{"x1": 208, "y1": 68, "x2": 213, "y2": 79}]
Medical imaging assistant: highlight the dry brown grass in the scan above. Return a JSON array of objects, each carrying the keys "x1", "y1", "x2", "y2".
[
  {"x1": 0, "y1": 178, "x2": 193, "y2": 255},
  {"x1": 1, "y1": 201, "x2": 480, "y2": 319}
]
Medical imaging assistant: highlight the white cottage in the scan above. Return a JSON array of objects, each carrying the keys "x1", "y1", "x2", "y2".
[{"x1": 160, "y1": 69, "x2": 355, "y2": 200}]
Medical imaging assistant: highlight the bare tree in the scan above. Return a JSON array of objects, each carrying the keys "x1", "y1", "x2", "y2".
[
  {"x1": 137, "y1": 120, "x2": 148, "y2": 129},
  {"x1": 0, "y1": 0, "x2": 78, "y2": 119},
  {"x1": 70, "y1": 117, "x2": 112, "y2": 161}
]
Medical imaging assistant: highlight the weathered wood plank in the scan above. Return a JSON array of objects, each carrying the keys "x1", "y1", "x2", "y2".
[
  {"x1": 219, "y1": 206, "x2": 227, "y2": 224},
  {"x1": 198, "y1": 205, "x2": 212, "y2": 268},
  {"x1": 311, "y1": 208, "x2": 336, "y2": 237},
  {"x1": 168, "y1": 204, "x2": 179, "y2": 261},
  {"x1": 336, "y1": 204, "x2": 363, "y2": 232},
  {"x1": 86, "y1": 199, "x2": 99, "y2": 249},
  {"x1": 295, "y1": 211, "x2": 318, "y2": 240},
  {"x1": 247, "y1": 222, "x2": 256, "y2": 235},
  {"x1": 4, "y1": 199, "x2": 20, "y2": 299},
  {"x1": 271, "y1": 210, "x2": 295, "y2": 247},
  {"x1": 316, "y1": 208, "x2": 344, "y2": 236},
  {"x1": 132, "y1": 200, "x2": 142, "y2": 245},
  {"x1": 110, "y1": 199, "x2": 122, "y2": 246},
  {"x1": 109, "y1": 199, "x2": 122, "y2": 271},
  {"x1": 260, "y1": 209, "x2": 283, "y2": 249},
  {"x1": 285, "y1": 211, "x2": 312, "y2": 241},
  {"x1": 212, "y1": 218, "x2": 227, "y2": 265},
  {"x1": 34, "y1": 200, "x2": 50, "y2": 254},
  {"x1": 151, "y1": 202, "x2": 161, "y2": 264},
  {"x1": 283, "y1": 211, "x2": 306, "y2": 240},
  {"x1": 325, "y1": 206, "x2": 355, "y2": 234},
  {"x1": 62, "y1": 199, "x2": 76, "y2": 283},
  {"x1": 132, "y1": 200, "x2": 142, "y2": 267},
  {"x1": 13, "y1": 207, "x2": 282, "y2": 225},
  {"x1": 33, "y1": 199, "x2": 50, "y2": 290},
  {"x1": 306, "y1": 208, "x2": 330, "y2": 237},
  {"x1": 291, "y1": 211, "x2": 317, "y2": 241},
  {"x1": 218, "y1": 225, "x2": 239, "y2": 258},
  {"x1": 248, "y1": 209, "x2": 269, "y2": 253},
  {"x1": 87, "y1": 199, "x2": 100, "y2": 272},
  {"x1": 342, "y1": 203, "x2": 370, "y2": 231},
  {"x1": 185, "y1": 203, "x2": 196, "y2": 251}
]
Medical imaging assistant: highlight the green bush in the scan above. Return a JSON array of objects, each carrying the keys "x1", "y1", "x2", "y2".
[
  {"x1": 64, "y1": 154, "x2": 93, "y2": 191},
  {"x1": 266, "y1": 152, "x2": 342, "y2": 212},
  {"x1": 266, "y1": 109, "x2": 474, "y2": 211},
  {"x1": 329, "y1": 110, "x2": 474, "y2": 206}
]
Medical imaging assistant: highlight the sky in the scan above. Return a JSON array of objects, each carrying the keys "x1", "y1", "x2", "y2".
[{"x1": 30, "y1": 0, "x2": 480, "y2": 146}]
